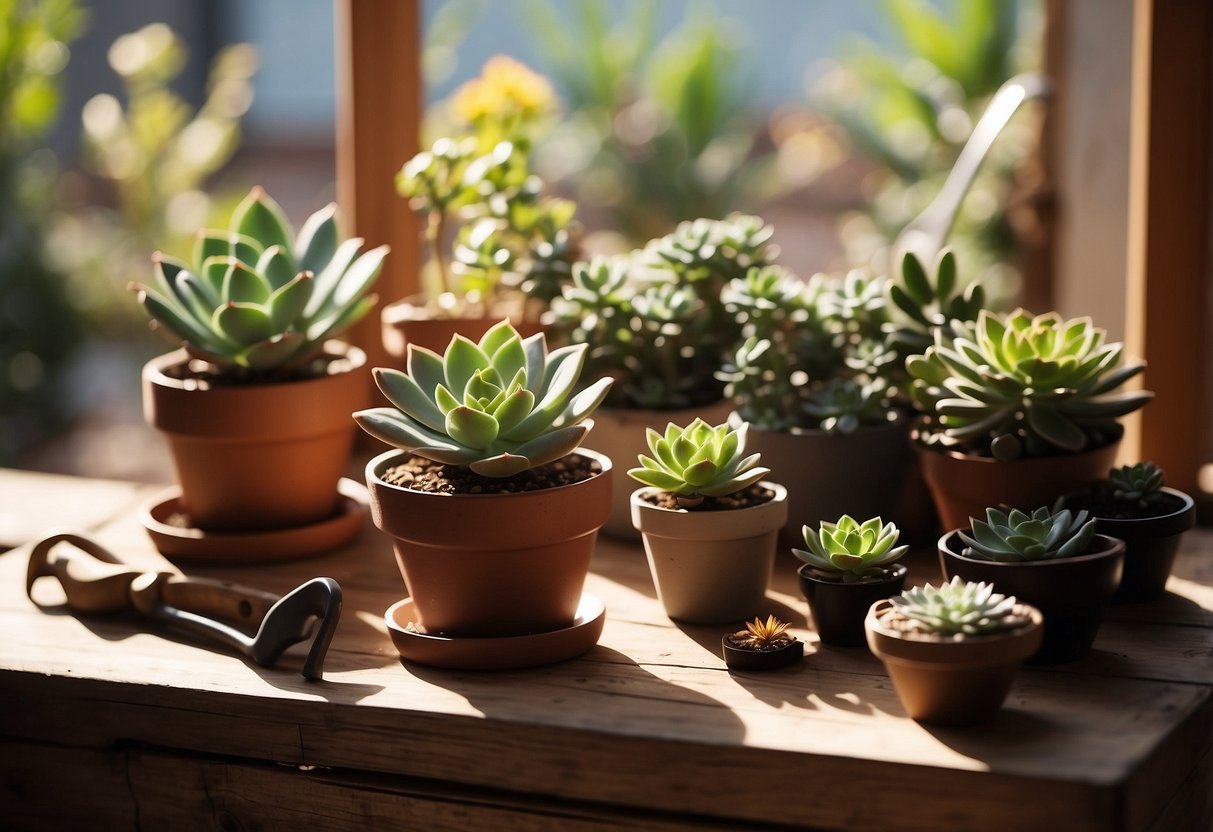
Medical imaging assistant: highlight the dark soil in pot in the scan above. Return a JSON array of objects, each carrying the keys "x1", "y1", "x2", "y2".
[
  {"x1": 798, "y1": 563, "x2": 908, "y2": 647},
  {"x1": 938, "y1": 530, "x2": 1125, "y2": 664},
  {"x1": 1061, "y1": 487, "x2": 1195, "y2": 603},
  {"x1": 722, "y1": 632, "x2": 804, "y2": 671}
]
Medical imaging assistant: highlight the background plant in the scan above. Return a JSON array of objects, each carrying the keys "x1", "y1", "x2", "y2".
[
  {"x1": 794, "y1": 515, "x2": 909, "y2": 582},
  {"x1": 959, "y1": 506, "x2": 1095, "y2": 562}
]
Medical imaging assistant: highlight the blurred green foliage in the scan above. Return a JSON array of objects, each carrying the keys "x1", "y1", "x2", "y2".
[
  {"x1": 811, "y1": 0, "x2": 1041, "y2": 289},
  {"x1": 0, "y1": 0, "x2": 87, "y2": 465}
]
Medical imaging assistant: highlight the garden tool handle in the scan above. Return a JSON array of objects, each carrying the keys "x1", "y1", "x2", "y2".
[{"x1": 27, "y1": 531, "x2": 279, "y2": 625}]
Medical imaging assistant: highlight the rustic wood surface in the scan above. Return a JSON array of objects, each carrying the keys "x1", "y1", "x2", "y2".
[{"x1": 1, "y1": 469, "x2": 1210, "y2": 831}]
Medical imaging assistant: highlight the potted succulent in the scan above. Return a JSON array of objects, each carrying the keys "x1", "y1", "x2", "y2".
[
  {"x1": 628, "y1": 418, "x2": 788, "y2": 624},
  {"x1": 865, "y1": 577, "x2": 1043, "y2": 725},
  {"x1": 907, "y1": 307, "x2": 1154, "y2": 531},
  {"x1": 354, "y1": 320, "x2": 613, "y2": 639},
  {"x1": 555, "y1": 214, "x2": 775, "y2": 538},
  {"x1": 722, "y1": 615, "x2": 803, "y2": 672},
  {"x1": 939, "y1": 506, "x2": 1126, "y2": 663},
  {"x1": 131, "y1": 187, "x2": 386, "y2": 540},
  {"x1": 794, "y1": 515, "x2": 910, "y2": 647},
  {"x1": 385, "y1": 56, "x2": 575, "y2": 356},
  {"x1": 1060, "y1": 462, "x2": 1196, "y2": 602}
]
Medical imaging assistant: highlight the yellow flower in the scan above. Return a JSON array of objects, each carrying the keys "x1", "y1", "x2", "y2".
[{"x1": 452, "y1": 55, "x2": 556, "y2": 126}]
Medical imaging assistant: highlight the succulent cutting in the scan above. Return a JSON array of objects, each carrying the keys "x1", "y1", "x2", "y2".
[
  {"x1": 355, "y1": 320, "x2": 612, "y2": 477},
  {"x1": 628, "y1": 418, "x2": 770, "y2": 503},
  {"x1": 130, "y1": 187, "x2": 386, "y2": 378},
  {"x1": 959, "y1": 506, "x2": 1096, "y2": 562},
  {"x1": 890, "y1": 577, "x2": 1030, "y2": 637},
  {"x1": 794, "y1": 515, "x2": 909, "y2": 582}
]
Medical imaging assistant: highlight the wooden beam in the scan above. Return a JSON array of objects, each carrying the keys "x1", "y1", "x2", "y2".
[
  {"x1": 1124, "y1": 0, "x2": 1213, "y2": 493},
  {"x1": 334, "y1": 0, "x2": 422, "y2": 373}
]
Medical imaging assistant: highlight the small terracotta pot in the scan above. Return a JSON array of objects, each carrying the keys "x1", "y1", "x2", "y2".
[
  {"x1": 365, "y1": 448, "x2": 612, "y2": 637},
  {"x1": 938, "y1": 530, "x2": 1125, "y2": 664},
  {"x1": 798, "y1": 563, "x2": 908, "y2": 647},
  {"x1": 916, "y1": 440, "x2": 1121, "y2": 532},
  {"x1": 746, "y1": 418, "x2": 922, "y2": 546},
  {"x1": 722, "y1": 635, "x2": 804, "y2": 671},
  {"x1": 381, "y1": 294, "x2": 546, "y2": 360},
  {"x1": 143, "y1": 343, "x2": 367, "y2": 533},
  {"x1": 1063, "y1": 488, "x2": 1196, "y2": 603},
  {"x1": 630, "y1": 483, "x2": 788, "y2": 624},
  {"x1": 589, "y1": 400, "x2": 734, "y2": 541},
  {"x1": 865, "y1": 599, "x2": 1044, "y2": 725}
]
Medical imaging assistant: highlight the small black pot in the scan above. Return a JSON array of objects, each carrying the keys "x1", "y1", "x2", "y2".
[
  {"x1": 722, "y1": 635, "x2": 804, "y2": 671},
  {"x1": 798, "y1": 563, "x2": 908, "y2": 647},
  {"x1": 1067, "y1": 488, "x2": 1195, "y2": 603},
  {"x1": 939, "y1": 530, "x2": 1125, "y2": 664}
]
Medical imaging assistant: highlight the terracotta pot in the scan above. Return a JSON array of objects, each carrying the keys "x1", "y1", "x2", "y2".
[
  {"x1": 746, "y1": 419, "x2": 921, "y2": 546},
  {"x1": 722, "y1": 635, "x2": 804, "y2": 671},
  {"x1": 865, "y1": 599, "x2": 1044, "y2": 725},
  {"x1": 588, "y1": 400, "x2": 734, "y2": 541},
  {"x1": 1076, "y1": 488, "x2": 1195, "y2": 603},
  {"x1": 143, "y1": 343, "x2": 367, "y2": 532},
  {"x1": 365, "y1": 448, "x2": 612, "y2": 637},
  {"x1": 630, "y1": 483, "x2": 788, "y2": 624},
  {"x1": 798, "y1": 563, "x2": 908, "y2": 647},
  {"x1": 917, "y1": 440, "x2": 1121, "y2": 532},
  {"x1": 381, "y1": 293, "x2": 546, "y2": 360},
  {"x1": 938, "y1": 530, "x2": 1125, "y2": 664}
]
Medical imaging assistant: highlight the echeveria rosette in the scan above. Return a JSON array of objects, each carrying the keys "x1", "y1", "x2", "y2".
[
  {"x1": 131, "y1": 187, "x2": 386, "y2": 377},
  {"x1": 794, "y1": 515, "x2": 909, "y2": 582},
  {"x1": 891, "y1": 577, "x2": 1028, "y2": 637},
  {"x1": 908, "y1": 308, "x2": 1153, "y2": 461},
  {"x1": 959, "y1": 506, "x2": 1096, "y2": 562},
  {"x1": 1109, "y1": 461, "x2": 1165, "y2": 503},
  {"x1": 628, "y1": 419, "x2": 770, "y2": 501},
  {"x1": 355, "y1": 320, "x2": 612, "y2": 478}
]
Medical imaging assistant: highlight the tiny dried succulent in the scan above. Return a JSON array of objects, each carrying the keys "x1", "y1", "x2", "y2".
[
  {"x1": 131, "y1": 187, "x2": 386, "y2": 378},
  {"x1": 959, "y1": 506, "x2": 1096, "y2": 562},
  {"x1": 628, "y1": 418, "x2": 770, "y2": 504},
  {"x1": 794, "y1": 515, "x2": 909, "y2": 582},
  {"x1": 890, "y1": 577, "x2": 1030, "y2": 637},
  {"x1": 733, "y1": 615, "x2": 793, "y2": 649},
  {"x1": 355, "y1": 320, "x2": 612, "y2": 477}
]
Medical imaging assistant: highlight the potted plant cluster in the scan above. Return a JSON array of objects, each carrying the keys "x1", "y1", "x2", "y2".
[
  {"x1": 866, "y1": 576, "x2": 1043, "y2": 725},
  {"x1": 793, "y1": 515, "x2": 909, "y2": 647},
  {"x1": 355, "y1": 320, "x2": 614, "y2": 655},
  {"x1": 628, "y1": 418, "x2": 787, "y2": 624},
  {"x1": 940, "y1": 505, "x2": 1125, "y2": 663},
  {"x1": 130, "y1": 187, "x2": 386, "y2": 557},
  {"x1": 554, "y1": 214, "x2": 776, "y2": 537},
  {"x1": 386, "y1": 56, "x2": 576, "y2": 356},
  {"x1": 722, "y1": 615, "x2": 803, "y2": 672},
  {"x1": 907, "y1": 307, "x2": 1154, "y2": 531},
  {"x1": 1060, "y1": 462, "x2": 1196, "y2": 602}
]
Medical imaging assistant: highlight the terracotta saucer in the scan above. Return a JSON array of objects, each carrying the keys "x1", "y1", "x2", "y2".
[
  {"x1": 138, "y1": 478, "x2": 368, "y2": 564},
  {"x1": 385, "y1": 593, "x2": 606, "y2": 670}
]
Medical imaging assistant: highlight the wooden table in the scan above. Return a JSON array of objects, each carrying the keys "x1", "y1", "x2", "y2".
[{"x1": 2, "y1": 467, "x2": 1210, "y2": 831}]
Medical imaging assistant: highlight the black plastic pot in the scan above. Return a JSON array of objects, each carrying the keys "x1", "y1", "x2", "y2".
[
  {"x1": 798, "y1": 563, "x2": 908, "y2": 647},
  {"x1": 721, "y1": 635, "x2": 804, "y2": 671},
  {"x1": 938, "y1": 530, "x2": 1125, "y2": 664},
  {"x1": 1069, "y1": 488, "x2": 1195, "y2": 603}
]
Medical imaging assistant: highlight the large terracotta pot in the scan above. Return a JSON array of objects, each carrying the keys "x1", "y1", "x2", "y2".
[
  {"x1": 917, "y1": 440, "x2": 1120, "y2": 532},
  {"x1": 143, "y1": 342, "x2": 367, "y2": 532},
  {"x1": 588, "y1": 400, "x2": 734, "y2": 541},
  {"x1": 630, "y1": 483, "x2": 788, "y2": 624},
  {"x1": 381, "y1": 293, "x2": 546, "y2": 360},
  {"x1": 939, "y1": 530, "x2": 1125, "y2": 664},
  {"x1": 866, "y1": 599, "x2": 1044, "y2": 725},
  {"x1": 365, "y1": 448, "x2": 612, "y2": 637},
  {"x1": 746, "y1": 419, "x2": 920, "y2": 546}
]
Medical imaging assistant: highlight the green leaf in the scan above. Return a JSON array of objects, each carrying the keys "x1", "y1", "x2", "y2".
[
  {"x1": 375, "y1": 368, "x2": 447, "y2": 432},
  {"x1": 444, "y1": 336, "x2": 489, "y2": 397},
  {"x1": 446, "y1": 406, "x2": 499, "y2": 449},
  {"x1": 296, "y1": 203, "x2": 340, "y2": 275},
  {"x1": 1027, "y1": 404, "x2": 1087, "y2": 452},
  {"x1": 267, "y1": 273, "x2": 313, "y2": 330},
  {"x1": 223, "y1": 261, "x2": 271, "y2": 305},
  {"x1": 232, "y1": 188, "x2": 295, "y2": 267},
  {"x1": 900, "y1": 251, "x2": 933, "y2": 305},
  {"x1": 214, "y1": 303, "x2": 275, "y2": 346},
  {"x1": 243, "y1": 333, "x2": 306, "y2": 369},
  {"x1": 257, "y1": 245, "x2": 298, "y2": 291}
]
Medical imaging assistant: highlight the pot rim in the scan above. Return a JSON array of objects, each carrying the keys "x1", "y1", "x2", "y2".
[
  {"x1": 797, "y1": 561, "x2": 908, "y2": 585},
  {"x1": 629, "y1": 481, "x2": 788, "y2": 513},
  {"x1": 367, "y1": 446, "x2": 612, "y2": 500},
  {"x1": 144, "y1": 340, "x2": 365, "y2": 391},
  {"x1": 911, "y1": 435, "x2": 1122, "y2": 466},
  {"x1": 730, "y1": 411, "x2": 909, "y2": 438},
  {"x1": 1062, "y1": 486, "x2": 1196, "y2": 536},
  {"x1": 865, "y1": 598, "x2": 1043, "y2": 645},
  {"x1": 938, "y1": 529, "x2": 1126, "y2": 568}
]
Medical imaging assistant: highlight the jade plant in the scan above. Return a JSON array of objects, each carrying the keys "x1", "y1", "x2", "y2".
[
  {"x1": 793, "y1": 515, "x2": 909, "y2": 582},
  {"x1": 959, "y1": 506, "x2": 1096, "y2": 562},
  {"x1": 355, "y1": 320, "x2": 612, "y2": 477},
  {"x1": 890, "y1": 577, "x2": 1030, "y2": 638},
  {"x1": 628, "y1": 418, "x2": 770, "y2": 507},
  {"x1": 907, "y1": 308, "x2": 1154, "y2": 461},
  {"x1": 552, "y1": 214, "x2": 776, "y2": 410},
  {"x1": 130, "y1": 187, "x2": 386, "y2": 379}
]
